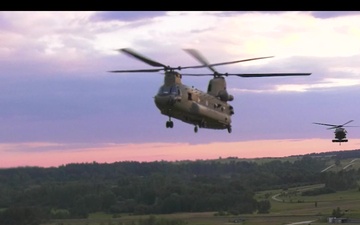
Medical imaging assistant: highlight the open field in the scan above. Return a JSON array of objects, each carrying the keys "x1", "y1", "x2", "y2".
[
  {"x1": 42, "y1": 184, "x2": 360, "y2": 225},
  {"x1": 42, "y1": 213, "x2": 323, "y2": 225}
]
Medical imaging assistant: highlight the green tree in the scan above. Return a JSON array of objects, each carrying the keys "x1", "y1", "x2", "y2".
[
  {"x1": 257, "y1": 200, "x2": 271, "y2": 214},
  {"x1": 332, "y1": 207, "x2": 344, "y2": 218},
  {"x1": 0, "y1": 206, "x2": 48, "y2": 225}
]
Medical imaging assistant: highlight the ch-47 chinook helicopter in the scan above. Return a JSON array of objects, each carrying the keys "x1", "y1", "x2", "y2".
[
  {"x1": 110, "y1": 48, "x2": 311, "y2": 133},
  {"x1": 313, "y1": 120, "x2": 357, "y2": 145}
]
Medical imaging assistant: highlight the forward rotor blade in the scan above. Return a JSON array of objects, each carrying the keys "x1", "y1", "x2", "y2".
[
  {"x1": 326, "y1": 127, "x2": 338, "y2": 130},
  {"x1": 181, "y1": 73, "x2": 215, "y2": 76},
  {"x1": 119, "y1": 48, "x2": 213, "y2": 71},
  {"x1": 119, "y1": 48, "x2": 167, "y2": 68},
  {"x1": 313, "y1": 122, "x2": 338, "y2": 127},
  {"x1": 341, "y1": 120, "x2": 354, "y2": 126},
  {"x1": 108, "y1": 68, "x2": 163, "y2": 73}
]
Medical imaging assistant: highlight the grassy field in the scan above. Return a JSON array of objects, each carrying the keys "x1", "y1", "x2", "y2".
[
  {"x1": 42, "y1": 184, "x2": 360, "y2": 225},
  {"x1": 255, "y1": 184, "x2": 360, "y2": 224}
]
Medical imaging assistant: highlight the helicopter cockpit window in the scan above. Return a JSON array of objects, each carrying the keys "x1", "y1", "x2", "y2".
[
  {"x1": 170, "y1": 86, "x2": 178, "y2": 95},
  {"x1": 157, "y1": 85, "x2": 180, "y2": 96}
]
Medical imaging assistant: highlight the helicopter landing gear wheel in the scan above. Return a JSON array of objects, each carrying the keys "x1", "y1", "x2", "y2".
[
  {"x1": 166, "y1": 120, "x2": 174, "y2": 128},
  {"x1": 194, "y1": 125, "x2": 198, "y2": 133},
  {"x1": 227, "y1": 126, "x2": 232, "y2": 133}
]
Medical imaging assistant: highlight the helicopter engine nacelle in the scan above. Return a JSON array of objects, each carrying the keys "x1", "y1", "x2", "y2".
[
  {"x1": 208, "y1": 77, "x2": 234, "y2": 102},
  {"x1": 217, "y1": 90, "x2": 234, "y2": 102}
]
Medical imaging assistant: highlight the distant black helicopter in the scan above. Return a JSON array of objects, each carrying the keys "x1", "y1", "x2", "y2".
[{"x1": 313, "y1": 120, "x2": 357, "y2": 145}]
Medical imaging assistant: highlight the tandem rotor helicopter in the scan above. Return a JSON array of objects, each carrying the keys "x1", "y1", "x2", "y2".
[
  {"x1": 313, "y1": 120, "x2": 357, "y2": 145},
  {"x1": 110, "y1": 48, "x2": 311, "y2": 133}
]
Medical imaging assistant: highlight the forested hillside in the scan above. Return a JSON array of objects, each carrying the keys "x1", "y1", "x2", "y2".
[{"x1": 0, "y1": 149, "x2": 359, "y2": 225}]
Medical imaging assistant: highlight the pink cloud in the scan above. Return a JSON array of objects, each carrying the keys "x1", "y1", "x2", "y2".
[{"x1": 1, "y1": 138, "x2": 359, "y2": 168}]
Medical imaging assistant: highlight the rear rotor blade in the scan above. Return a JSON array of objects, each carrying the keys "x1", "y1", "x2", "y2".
[
  {"x1": 233, "y1": 73, "x2": 311, "y2": 77},
  {"x1": 208, "y1": 56, "x2": 274, "y2": 67},
  {"x1": 183, "y1": 49, "x2": 275, "y2": 72},
  {"x1": 181, "y1": 73, "x2": 312, "y2": 77},
  {"x1": 181, "y1": 50, "x2": 310, "y2": 77},
  {"x1": 183, "y1": 49, "x2": 219, "y2": 74}
]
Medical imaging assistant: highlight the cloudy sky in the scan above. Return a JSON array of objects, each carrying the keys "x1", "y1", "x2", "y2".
[{"x1": 1, "y1": 11, "x2": 360, "y2": 168}]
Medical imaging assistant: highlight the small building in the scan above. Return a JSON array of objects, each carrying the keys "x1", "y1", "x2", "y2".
[
  {"x1": 328, "y1": 217, "x2": 348, "y2": 223},
  {"x1": 230, "y1": 218, "x2": 245, "y2": 223}
]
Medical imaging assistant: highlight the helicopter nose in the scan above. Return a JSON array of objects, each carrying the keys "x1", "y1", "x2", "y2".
[{"x1": 154, "y1": 95, "x2": 178, "y2": 107}]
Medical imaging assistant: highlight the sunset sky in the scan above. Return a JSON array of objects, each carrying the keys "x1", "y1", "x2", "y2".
[{"x1": 1, "y1": 11, "x2": 360, "y2": 168}]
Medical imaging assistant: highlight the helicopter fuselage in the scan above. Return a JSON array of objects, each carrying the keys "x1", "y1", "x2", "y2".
[
  {"x1": 333, "y1": 127, "x2": 347, "y2": 142},
  {"x1": 154, "y1": 71, "x2": 233, "y2": 132},
  {"x1": 112, "y1": 48, "x2": 311, "y2": 133}
]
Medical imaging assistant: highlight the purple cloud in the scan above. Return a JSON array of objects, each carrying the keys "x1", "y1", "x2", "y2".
[
  {"x1": 310, "y1": 11, "x2": 360, "y2": 19},
  {"x1": 90, "y1": 11, "x2": 167, "y2": 22}
]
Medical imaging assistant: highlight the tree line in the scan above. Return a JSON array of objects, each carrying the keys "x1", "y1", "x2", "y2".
[{"x1": 0, "y1": 150, "x2": 359, "y2": 225}]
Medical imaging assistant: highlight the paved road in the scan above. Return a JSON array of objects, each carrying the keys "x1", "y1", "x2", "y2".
[
  {"x1": 271, "y1": 193, "x2": 282, "y2": 202},
  {"x1": 321, "y1": 164, "x2": 334, "y2": 172},
  {"x1": 285, "y1": 220, "x2": 315, "y2": 225}
]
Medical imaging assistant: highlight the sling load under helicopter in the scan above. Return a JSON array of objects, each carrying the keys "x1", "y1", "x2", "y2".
[
  {"x1": 313, "y1": 120, "x2": 357, "y2": 145},
  {"x1": 109, "y1": 48, "x2": 311, "y2": 133}
]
